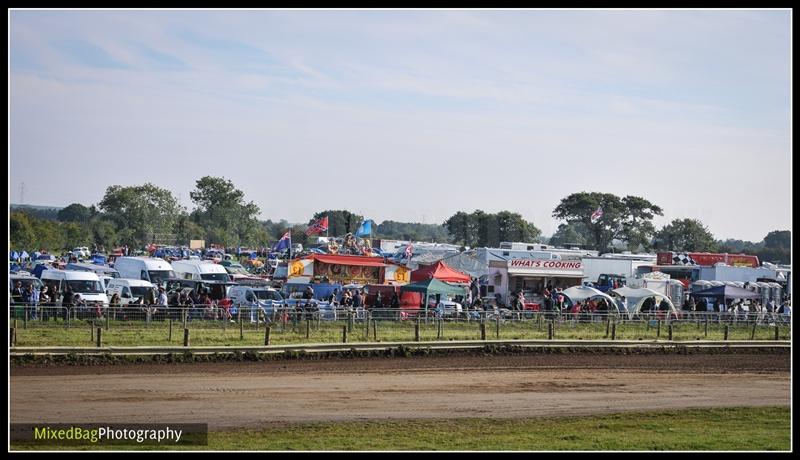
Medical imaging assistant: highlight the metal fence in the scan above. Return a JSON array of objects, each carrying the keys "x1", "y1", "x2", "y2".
[{"x1": 8, "y1": 303, "x2": 792, "y2": 346}]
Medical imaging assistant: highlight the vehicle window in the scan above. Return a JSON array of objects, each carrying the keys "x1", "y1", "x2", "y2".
[
  {"x1": 141, "y1": 270, "x2": 149, "y2": 281},
  {"x1": 130, "y1": 287, "x2": 151, "y2": 298},
  {"x1": 148, "y1": 270, "x2": 175, "y2": 285},
  {"x1": 200, "y1": 273, "x2": 230, "y2": 282},
  {"x1": 67, "y1": 280, "x2": 103, "y2": 294}
]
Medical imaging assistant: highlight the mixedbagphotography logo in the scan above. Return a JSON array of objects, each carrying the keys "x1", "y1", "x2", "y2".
[{"x1": 11, "y1": 423, "x2": 208, "y2": 447}]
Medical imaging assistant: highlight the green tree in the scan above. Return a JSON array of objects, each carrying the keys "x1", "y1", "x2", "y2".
[
  {"x1": 173, "y1": 215, "x2": 205, "y2": 245},
  {"x1": 99, "y1": 183, "x2": 182, "y2": 248},
  {"x1": 553, "y1": 192, "x2": 661, "y2": 253},
  {"x1": 763, "y1": 230, "x2": 790, "y2": 250},
  {"x1": 57, "y1": 203, "x2": 91, "y2": 223},
  {"x1": 88, "y1": 217, "x2": 119, "y2": 250},
  {"x1": 310, "y1": 210, "x2": 363, "y2": 236},
  {"x1": 62, "y1": 222, "x2": 90, "y2": 249},
  {"x1": 443, "y1": 212, "x2": 474, "y2": 247},
  {"x1": 652, "y1": 219, "x2": 718, "y2": 252},
  {"x1": 190, "y1": 176, "x2": 261, "y2": 247},
  {"x1": 548, "y1": 222, "x2": 590, "y2": 247},
  {"x1": 10, "y1": 212, "x2": 37, "y2": 250}
]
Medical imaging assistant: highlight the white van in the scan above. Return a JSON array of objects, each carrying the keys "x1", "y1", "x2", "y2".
[
  {"x1": 171, "y1": 260, "x2": 231, "y2": 282},
  {"x1": 40, "y1": 270, "x2": 109, "y2": 307},
  {"x1": 106, "y1": 278, "x2": 157, "y2": 306},
  {"x1": 113, "y1": 257, "x2": 175, "y2": 286},
  {"x1": 228, "y1": 285, "x2": 284, "y2": 322}
]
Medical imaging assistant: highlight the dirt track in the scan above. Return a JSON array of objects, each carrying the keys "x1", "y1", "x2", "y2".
[{"x1": 10, "y1": 354, "x2": 790, "y2": 430}]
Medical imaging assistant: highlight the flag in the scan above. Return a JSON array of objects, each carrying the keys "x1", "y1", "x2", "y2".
[
  {"x1": 273, "y1": 232, "x2": 291, "y2": 252},
  {"x1": 355, "y1": 219, "x2": 373, "y2": 237},
  {"x1": 305, "y1": 216, "x2": 329, "y2": 236},
  {"x1": 590, "y1": 206, "x2": 603, "y2": 223},
  {"x1": 404, "y1": 244, "x2": 413, "y2": 259}
]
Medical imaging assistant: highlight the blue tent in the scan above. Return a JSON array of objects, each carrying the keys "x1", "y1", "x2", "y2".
[
  {"x1": 92, "y1": 255, "x2": 107, "y2": 265},
  {"x1": 689, "y1": 285, "x2": 760, "y2": 300}
]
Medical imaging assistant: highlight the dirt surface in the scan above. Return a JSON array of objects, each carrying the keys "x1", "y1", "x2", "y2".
[{"x1": 10, "y1": 354, "x2": 790, "y2": 430}]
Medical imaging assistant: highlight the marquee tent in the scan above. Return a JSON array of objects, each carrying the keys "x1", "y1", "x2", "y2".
[
  {"x1": 410, "y1": 260, "x2": 472, "y2": 283},
  {"x1": 611, "y1": 286, "x2": 679, "y2": 319},
  {"x1": 560, "y1": 285, "x2": 620, "y2": 313}
]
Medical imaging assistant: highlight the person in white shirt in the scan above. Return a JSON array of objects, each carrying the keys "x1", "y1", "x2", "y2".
[{"x1": 156, "y1": 287, "x2": 168, "y2": 306}]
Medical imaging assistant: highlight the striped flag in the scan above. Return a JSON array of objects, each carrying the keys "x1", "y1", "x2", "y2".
[
  {"x1": 305, "y1": 216, "x2": 329, "y2": 236},
  {"x1": 404, "y1": 244, "x2": 413, "y2": 259},
  {"x1": 590, "y1": 206, "x2": 603, "y2": 223}
]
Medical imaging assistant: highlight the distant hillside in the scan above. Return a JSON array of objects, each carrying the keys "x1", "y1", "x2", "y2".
[{"x1": 10, "y1": 203, "x2": 62, "y2": 221}]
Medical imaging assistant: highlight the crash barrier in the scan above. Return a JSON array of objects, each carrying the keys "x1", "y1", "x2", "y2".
[{"x1": 8, "y1": 305, "x2": 792, "y2": 346}]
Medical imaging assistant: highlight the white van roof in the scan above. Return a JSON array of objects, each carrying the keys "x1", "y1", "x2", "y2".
[
  {"x1": 117, "y1": 256, "x2": 173, "y2": 271},
  {"x1": 109, "y1": 278, "x2": 155, "y2": 288},
  {"x1": 43, "y1": 269, "x2": 101, "y2": 281},
  {"x1": 172, "y1": 260, "x2": 228, "y2": 274}
]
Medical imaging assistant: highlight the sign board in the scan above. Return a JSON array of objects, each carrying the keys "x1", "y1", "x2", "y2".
[
  {"x1": 507, "y1": 259, "x2": 583, "y2": 277},
  {"x1": 189, "y1": 240, "x2": 205, "y2": 250}
]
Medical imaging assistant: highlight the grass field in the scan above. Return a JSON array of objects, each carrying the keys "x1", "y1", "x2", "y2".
[
  {"x1": 12, "y1": 407, "x2": 790, "y2": 451},
  {"x1": 10, "y1": 316, "x2": 791, "y2": 347}
]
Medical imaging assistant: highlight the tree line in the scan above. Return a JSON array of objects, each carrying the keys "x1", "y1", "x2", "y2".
[{"x1": 9, "y1": 186, "x2": 790, "y2": 264}]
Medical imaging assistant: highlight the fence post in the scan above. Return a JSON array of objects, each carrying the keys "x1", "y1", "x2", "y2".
[
  {"x1": 774, "y1": 325, "x2": 779, "y2": 341},
  {"x1": 183, "y1": 328, "x2": 190, "y2": 347},
  {"x1": 605, "y1": 317, "x2": 610, "y2": 338},
  {"x1": 10, "y1": 328, "x2": 15, "y2": 346},
  {"x1": 238, "y1": 310, "x2": 244, "y2": 340},
  {"x1": 372, "y1": 318, "x2": 378, "y2": 341},
  {"x1": 347, "y1": 312, "x2": 353, "y2": 333},
  {"x1": 265, "y1": 326, "x2": 271, "y2": 346},
  {"x1": 105, "y1": 309, "x2": 110, "y2": 331},
  {"x1": 91, "y1": 321, "x2": 95, "y2": 342},
  {"x1": 547, "y1": 321, "x2": 553, "y2": 340},
  {"x1": 656, "y1": 320, "x2": 661, "y2": 339},
  {"x1": 414, "y1": 321, "x2": 420, "y2": 342},
  {"x1": 668, "y1": 324, "x2": 673, "y2": 341},
  {"x1": 704, "y1": 316, "x2": 709, "y2": 337},
  {"x1": 342, "y1": 325, "x2": 348, "y2": 343},
  {"x1": 495, "y1": 316, "x2": 500, "y2": 339},
  {"x1": 96, "y1": 327, "x2": 102, "y2": 347},
  {"x1": 724, "y1": 325, "x2": 729, "y2": 341},
  {"x1": 307, "y1": 318, "x2": 311, "y2": 339},
  {"x1": 169, "y1": 319, "x2": 173, "y2": 342},
  {"x1": 24, "y1": 310, "x2": 28, "y2": 330},
  {"x1": 67, "y1": 310, "x2": 70, "y2": 329},
  {"x1": 750, "y1": 322, "x2": 757, "y2": 340},
  {"x1": 611, "y1": 322, "x2": 616, "y2": 340},
  {"x1": 183, "y1": 308, "x2": 187, "y2": 331},
  {"x1": 364, "y1": 315, "x2": 369, "y2": 340}
]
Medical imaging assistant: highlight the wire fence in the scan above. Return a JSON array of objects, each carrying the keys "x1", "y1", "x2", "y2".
[{"x1": 8, "y1": 304, "x2": 792, "y2": 346}]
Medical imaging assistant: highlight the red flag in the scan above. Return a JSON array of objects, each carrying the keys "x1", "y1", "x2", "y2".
[{"x1": 305, "y1": 216, "x2": 329, "y2": 235}]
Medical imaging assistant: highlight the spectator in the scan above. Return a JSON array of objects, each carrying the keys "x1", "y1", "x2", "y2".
[
  {"x1": 375, "y1": 291, "x2": 383, "y2": 309},
  {"x1": 353, "y1": 290, "x2": 363, "y2": 309},
  {"x1": 11, "y1": 281, "x2": 24, "y2": 305},
  {"x1": 28, "y1": 284, "x2": 40, "y2": 320},
  {"x1": 391, "y1": 291, "x2": 400, "y2": 309},
  {"x1": 156, "y1": 287, "x2": 168, "y2": 307}
]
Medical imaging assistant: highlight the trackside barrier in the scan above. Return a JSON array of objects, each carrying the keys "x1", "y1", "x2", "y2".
[{"x1": 8, "y1": 306, "x2": 792, "y2": 346}]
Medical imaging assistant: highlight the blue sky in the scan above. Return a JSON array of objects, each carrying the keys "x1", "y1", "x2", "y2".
[{"x1": 9, "y1": 9, "x2": 791, "y2": 241}]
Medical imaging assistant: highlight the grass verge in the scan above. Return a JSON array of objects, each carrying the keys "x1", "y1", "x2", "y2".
[{"x1": 11, "y1": 406, "x2": 790, "y2": 451}]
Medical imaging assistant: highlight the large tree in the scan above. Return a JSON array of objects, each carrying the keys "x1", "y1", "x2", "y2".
[
  {"x1": 652, "y1": 218, "x2": 718, "y2": 252},
  {"x1": 190, "y1": 176, "x2": 261, "y2": 247},
  {"x1": 552, "y1": 192, "x2": 662, "y2": 253},
  {"x1": 548, "y1": 222, "x2": 589, "y2": 247},
  {"x1": 444, "y1": 210, "x2": 541, "y2": 248},
  {"x1": 310, "y1": 210, "x2": 363, "y2": 237},
  {"x1": 57, "y1": 203, "x2": 91, "y2": 223},
  {"x1": 99, "y1": 183, "x2": 182, "y2": 248},
  {"x1": 763, "y1": 230, "x2": 790, "y2": 250}
]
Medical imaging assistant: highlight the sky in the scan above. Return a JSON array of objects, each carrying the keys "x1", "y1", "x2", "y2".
[{"x1": 9, "y1": 9, "x2": 792, "y2": 242}]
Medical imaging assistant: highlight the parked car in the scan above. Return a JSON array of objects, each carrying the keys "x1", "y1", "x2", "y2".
[{"x1": 71, "y1": 247, "x2": 91, "y2": 259}]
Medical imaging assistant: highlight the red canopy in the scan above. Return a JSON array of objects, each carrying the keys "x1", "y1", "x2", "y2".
[{"x1": 410, "y1": 260, "x2": 471, "y2": 283}]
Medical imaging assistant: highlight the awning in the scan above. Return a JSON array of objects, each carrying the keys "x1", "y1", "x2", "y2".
[{"x1": 311, "y1": 254, "x2": 386, "y2": 267}]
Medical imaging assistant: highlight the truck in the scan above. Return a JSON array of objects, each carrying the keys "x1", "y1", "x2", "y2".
[{"x1": 582, "y1": 256, "x2": 656, "y2": 292}]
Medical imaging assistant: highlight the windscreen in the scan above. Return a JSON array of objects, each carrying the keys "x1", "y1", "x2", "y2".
[
  {"x1": 130, "y1": 286, "x2": 152, "y2": 298},
  {"x1": 148, "y1": 270, "x2": 175, "y2": 285},
  {"x1": 200, "y1": 273, "x2": 230, "y2": 282},
  {"x1": 67, "y1": 280, "x2": 104, "y2": 294},
  {"x1": 255, "y1": 290, "x2": 283, "y2": 301}
]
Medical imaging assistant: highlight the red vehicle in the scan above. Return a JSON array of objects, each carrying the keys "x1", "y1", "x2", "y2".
[{"x1": 656, "y1": 252, "x2": 759, "y2": 268}]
